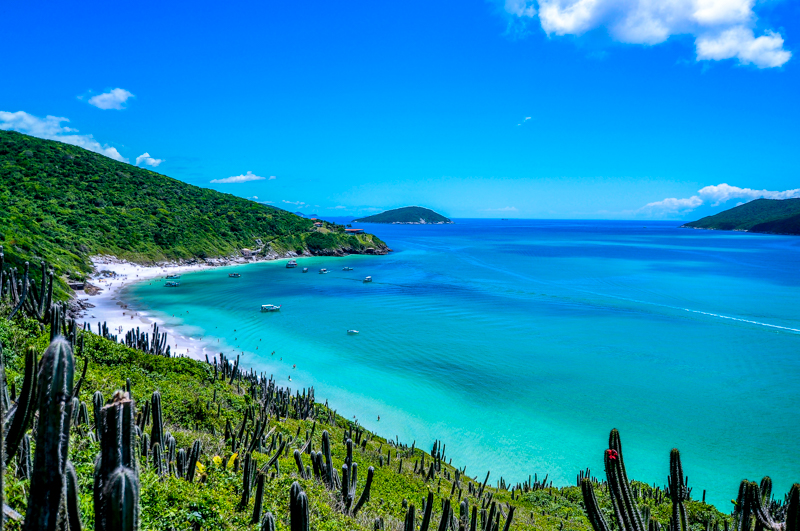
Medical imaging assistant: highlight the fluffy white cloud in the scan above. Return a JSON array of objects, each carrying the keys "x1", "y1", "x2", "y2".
[
  {"x1": 638, "y1": 183, "x2": 800, "y2": 214},
  {"x1": 210, "y1": 171, "x2": 266, "y2": 184},
  {"x1": 282, "y1": 200, "x2": 306, "y2": 205},
  {"x1": 0, "y1": 110, "x2": 128, "y2": 162},
  {"x1": 503, "y1": 0, "x2": 791, "y2": 67},
  {"x1": 696, "y1": 27, "x2": 791, "y2": 68},
  {"x1": 135, "y1": 152, "x2": 163, "y2": 167},
  {"x1": 88, "y1": 88, "x2": 135, "y2": 110}
]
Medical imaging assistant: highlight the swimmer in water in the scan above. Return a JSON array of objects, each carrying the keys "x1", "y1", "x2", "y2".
[
  {"x1": 378, "y1": 415, "x2": 380, "y2": 421},
  {"x1": 292, "y1": 364, "x2": 296, "y2": 369}
]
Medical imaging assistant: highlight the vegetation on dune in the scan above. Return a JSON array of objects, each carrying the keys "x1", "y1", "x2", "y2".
[
  {"x1": 0, "y1": 130, "x2": 388, "y2": 295},
  {"x1": 682, "y1": 198, "x2": 800, "y2": 235},
  {"x1": 354, "y1": 206, "x2": 452, "y2": 224},
  {"x1": 1, "y1": 260, "x2": 785, "y2": 531}
]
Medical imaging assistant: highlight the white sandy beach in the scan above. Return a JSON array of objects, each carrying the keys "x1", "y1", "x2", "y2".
[{"x1": 78, "y1": 256, "x2": 247, "y2": 360}]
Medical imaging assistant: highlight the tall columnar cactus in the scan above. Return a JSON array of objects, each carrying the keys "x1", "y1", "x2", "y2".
[
  {"x1": 668, "y1": 449, "x2": 689, "y2": 531},
  {"x1": 94, "y1": 391, "x2": 140, "y2": 531},
  {"x1": 22, "y1": 337, "x2": 76, "y2": 531},
  {"x1": 261, "y1": 512, "x2": 276, "y2": 531},
  {"x1": 352, "y1": 466, "x2": 375, "y2": 516},
  {"x1": 186, "y1": 439, "x2": 202, "y2": 482},
  {"x1": 0, "y1": 340, "x2": 6, "y2": 531},
  {"x1": 290, "y1": 481, "x2": 310, "y2": 531},
  {"x1": 738, "y1": 478, "x2": 800, "y2": 531},
  {"x1": 322, "y1": 430, "x2": 334, "y2": 488},
  {"x1": 582, "y1": 429, "x2": 646, "y2": 531},
  {"x1": 93, "y1": 391, "x2": 104, "y2": 442},
  {"x1": 251, "y1": 473, "x2": 266, "y2": 524},
  {"x1": 150, "y1": 391, "x2": 164, "y2": 450},
  {"x1": 5, "y1": 345, "x2": 38, "y2": 464}
]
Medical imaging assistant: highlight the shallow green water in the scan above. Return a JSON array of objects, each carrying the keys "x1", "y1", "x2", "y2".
[{"x1": 127, "y1": 220, "x2": 800, "y2": 508}]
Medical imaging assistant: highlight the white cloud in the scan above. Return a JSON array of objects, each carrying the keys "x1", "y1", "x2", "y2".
[
  {"x1": 282, "y1": 200, "x2": 306, "y2": 205},
  {"x1": 696, "y1": 27, "x2": 791, "y2": 68},
  {"x1": 0, "y1": 110, "x2": 128, "y2": 162},
  {"x1": 88, "y1": 88, "x2": 135, "y2": 110},
  {"x1": 502, "y1": 0, "x2": 791, "y2": 68},
  {"x1": 638, "y1": 183, "x2": 800, "y2": 215},
  {"x1": 135, "y1": 152, "x2": 163, "y2": 167},
  {"x1": 210, "y1": 171, "x2": 266, "y2": 184}
]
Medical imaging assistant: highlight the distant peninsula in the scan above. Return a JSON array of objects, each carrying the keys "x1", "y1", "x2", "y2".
[
  {"x1": 354, "y1": 206, "x2": 453, "y2": 224},
  {"x1": 682, "y1": 198, "x2": 800, "y2": 235}
]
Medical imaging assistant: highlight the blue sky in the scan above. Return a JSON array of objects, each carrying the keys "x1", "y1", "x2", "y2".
[{"x1": 1, "y1": 0, "x2": 798, "y2": 220}]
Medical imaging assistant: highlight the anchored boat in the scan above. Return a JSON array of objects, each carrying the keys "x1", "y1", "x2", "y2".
[
  {"x1": 166, "y1": 274, "x2": 181, "y2": 280},
  {"x1": 260, "y1": 304, "x2": 281, "y2": 312},
  {"x1": 319, "y1": 268, "x2": 328, "y2": 274},
  {"x1": 302, "y1": 268, "x2": 308, "y2": 273},
  {"x1": 347, "y1": 330, "x2": 359, "y2": 335},
  {"x1": 342, "y1": 267, "x2": 353, "y2": 271},
  {"x1": 286, "y1": 260, "x2": 298, "y2": 268},
  {"x1": 228, "y1": 273, "x2": 241, "y2": 278},
  {"x1": 363, "y1": 276, "x2": 372, "y2": 283},
  {"x1": 165, "y1": 281, "x2": 180, "y2": 287}
]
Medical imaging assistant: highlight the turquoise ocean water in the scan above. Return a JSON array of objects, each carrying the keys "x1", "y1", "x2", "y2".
[{"x1": 127, "y1": 220, "x2": 800, "y2": 508}]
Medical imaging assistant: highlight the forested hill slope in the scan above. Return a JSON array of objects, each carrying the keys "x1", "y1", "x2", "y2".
[
  {"x1": 354, "y1": 206, "x2": 452, "y2": 224},
  {"x1": 0, "y1": 130, "x2": 388, "y2": 287},
  {"x1": 682, "y1": 198, "x2": 800, "y2": 235}
]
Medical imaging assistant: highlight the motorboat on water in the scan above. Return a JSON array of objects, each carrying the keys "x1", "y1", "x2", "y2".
[
  {"x1": 166, "y1": 274, "x2": 181, "y2": 280},
  {"x1": 286, "y1": 260, "x2": 298, "y2": 268},
  {"x1": 228, "y1": 273, "x2": 241, "y2": 278},
  {"x1": 302, "y1": 268, "x2": 308, "y2": 273},
  {"x1": 319, "y1": 268, "x2": 328, "y2": 274},
  {"x1": 347, "y1": 330, "x2": 359, "y2": 334},
  {"x1": 342, "y1": 267, "x2": 353, "y2": 271},
  {"x1": 165, "y1": 281, "x2": 180, "y2": 287},
  {"x1": 363, "y1": 276, "x2": 372, "y2": 283},
  {"x1": 261, "y1": 304, "x2": 282, "y2": 312}
]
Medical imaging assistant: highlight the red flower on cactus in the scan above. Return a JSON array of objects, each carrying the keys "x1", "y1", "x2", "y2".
[{"x1": 606, "y1": 449, "x2": 619, "y2": 460}]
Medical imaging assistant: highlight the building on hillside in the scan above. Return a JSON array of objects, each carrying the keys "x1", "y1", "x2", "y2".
[{"x1": 345, "y1": 228, "x2": 364, "y2": 234}]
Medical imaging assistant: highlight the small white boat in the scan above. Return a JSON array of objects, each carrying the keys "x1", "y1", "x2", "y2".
[
  {"x1": 228, "y1": 273, "x2": 241, "y2": 278},
  {"x1": 166, "y1": 274, "x2": 181, "y2": 280},
  {"x1": 302, "y1": 268, "x2": 308, "y2": 273},
  {"x1": 165, "y1": 281, "x2": 180, "y2": 287},
  {"x1": 342, "y1": 267, "x2": 353, "y2": 271},
  {"x1": 347, "y1": 330, "x2": 359, "y2": 335},
  {"x1": 363, "y1": 276, "x2": 372, "y2": 283},
  {"x1": 319, "y1": 269, "x2": 328, "y2": 274},
  {"x1": 286, "y1": 260, "x2": 298, "y2": 268},
  {"x1": 260, "y1": 304, "x2": 282, "y2": 312}
]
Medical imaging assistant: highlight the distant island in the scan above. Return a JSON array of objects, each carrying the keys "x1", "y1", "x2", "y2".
[
  {"x1": 354, "y1": 206, "x2": 453, "y2": 224},
  {"x1": 682, "y1": 198, "x2": 800, "y2": 235}
]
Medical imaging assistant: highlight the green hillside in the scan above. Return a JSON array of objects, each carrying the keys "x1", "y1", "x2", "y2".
[
  {"x1": 682, "y1": 198, "x2": 800, "y2": 235},
  {"x1": 0, "y1": 130, "x2": 388, "y2": 291},
  {"x1": 354, "y1": 206, "x2": 452, "y2": 224}
]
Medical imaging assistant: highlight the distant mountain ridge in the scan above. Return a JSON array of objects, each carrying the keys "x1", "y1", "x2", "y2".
[
  {"x1": 354, "y1": 206, "x2": 452, "y2": 224},
  {"x1": 682, "y1": 198, "x2": 800, "y2": 235}
]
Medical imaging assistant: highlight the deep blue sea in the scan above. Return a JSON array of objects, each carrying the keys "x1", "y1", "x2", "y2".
[{"x1": 127, "y1": 220, "x2": 800, "y2": 508}]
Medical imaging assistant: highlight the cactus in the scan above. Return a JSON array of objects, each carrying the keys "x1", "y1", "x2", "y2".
[
  {"x1": 740, "y1": 479, "x2": 800, "y2": 531},
  {"x1": 668, "y1": 449, "x2": 689, "y2": 531},
  {"x1": 420, "y1": 491, "x2": 434, "y2": 531},
  {"x1": 404, "y1": 504, "x2": 417, "y2": 531},
  {"x1": 93, "y1": 391, "x2": 104, "y2": 441},
  {"x1": 261, "y1": 512, "x2": 276, "y2": 531},
  {"x1": 251, "y1": 473, "x2": 266, "y2": 524},
  {"x1": 239, "y1": 452, "x2": 253, "y2": 509},
  {"x1": 94, "y1": 391, "x2": 140, "y2": 531},
  {"x1": 150, "y1": 391, "x2": 164, "y2": 450},
  {"x1": 352, "y1": 466, "x2": 375, "y2": 516},
  {"x1": 152, "y1": 442, "x2": 166, "y2": 476},
  {"x1": 23, "y1": 337, "x2": 76, "y2": 531},
  {"x1": 5, "y1": 345, "x2": 38, "y2": 464},
  {"x1": 66, "y1": 461, "x2": 83, "y2": 531},
  {"x1": 290, "y1": 481, "x2": 310, "y2": 531},
  {"x1": 16, "y1": 433, "x2": 32, "y2": 481},
  {"x1": 186, "y1": 439, "x2": 202, "y2": 482},
  {"x1": 322, "y1": 430, "x2": 334, "y2": 488}
]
